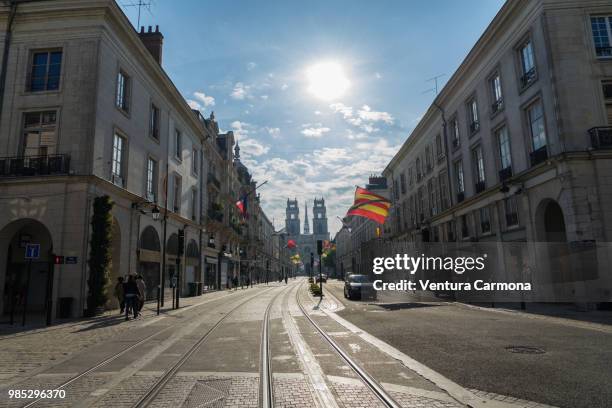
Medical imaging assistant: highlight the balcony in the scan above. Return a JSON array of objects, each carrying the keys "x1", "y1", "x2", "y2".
[
  {"x1": 0, "y1": 154, "x2": 70, "y2": 177},
  {"x1": 469, "y1": 121, "x2": 480, "y2": 134},
  {"x1": 499, "y1": 166, "x2": 513, "y2": 183},
  {"x1": 456, "y1": 192, "x2": 465, "y2": 203},
  {"x1": 491, "y1": 99, "x2": 503, "y2": 114},
  {"x1": 520, "y1": 67, "x2": 537, "y2": 88},
  {"x1": 530, "y1": 146, "x2": 548, "y2": 167},
  {"x1": 452, "y1": 138, "x2": 460, "y2": 150},
  {"x1": 595, "y1": 46, "x2": 612, "y2": 58},
  {"x1": 589, "y1": 127, "x2": 612, "y2": 149},
  {"x1": 207, "y1": 205, "x2": 224, "y2": 223},
  {"x1": 474, "y1": 180, "x2": 486, "y2": 194},
  {"x1": 207, "y1": 173, "x2": 221, "y2": 189}
]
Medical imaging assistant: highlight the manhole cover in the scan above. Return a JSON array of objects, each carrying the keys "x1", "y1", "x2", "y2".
[{"x1": 505, "y1": 345, "x2": 545, "y2": 354}]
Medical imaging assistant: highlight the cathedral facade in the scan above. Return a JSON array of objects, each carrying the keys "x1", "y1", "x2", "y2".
[{"x1": 285, "y1": 198, "x2": 330, "y2": 276}]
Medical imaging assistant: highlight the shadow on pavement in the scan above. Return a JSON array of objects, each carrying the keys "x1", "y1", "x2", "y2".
[{"x1": 373, "y1": 302, "x2": 445, "y2": 311}]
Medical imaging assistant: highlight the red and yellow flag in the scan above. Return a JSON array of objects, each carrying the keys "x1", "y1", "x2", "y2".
[{"x1": 346, "y1": 187, "x2": 391, "y2": 224}]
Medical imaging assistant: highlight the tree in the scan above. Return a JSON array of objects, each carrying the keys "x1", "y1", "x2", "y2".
[{"x1": 86, "y1": 195, "x2": 114, "y2": 316}]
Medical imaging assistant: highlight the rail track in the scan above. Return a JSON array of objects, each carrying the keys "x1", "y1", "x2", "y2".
[
  {"x1": 295, "y1": 283, "x2": 402, "y2": 408},
  {"x1": 18, "y1": 286, "x2": 272, "y2": 408}
]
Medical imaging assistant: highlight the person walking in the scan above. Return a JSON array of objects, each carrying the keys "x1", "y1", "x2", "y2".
[
  {"x1": 136, "y1": 275, "x2": 146, "y2": 312},
  {"x1": 124, "y1": 275, "x2": 139, "y2": 320},
  {"x1": 114, "y1": 277, "x2": 125, "y2": 314},
  {"x1": 284, "y1": 274, "x2": 288, "y2": 284}
]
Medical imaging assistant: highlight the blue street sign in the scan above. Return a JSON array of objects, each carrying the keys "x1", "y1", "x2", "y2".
[
  {"x1": 25, "y1": 243, "x2": 40, "y2": 260},
  {"x1": 65, "y1": 256, "x2": 78, "y2": 264}
]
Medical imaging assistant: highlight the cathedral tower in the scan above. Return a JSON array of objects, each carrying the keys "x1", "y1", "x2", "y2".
[
  {"x1": 285, "y1": 198, "x2": 300, "y2": 235},
  {"x1": 312, "y1": 198, "x2": 328, "y2": 236}
]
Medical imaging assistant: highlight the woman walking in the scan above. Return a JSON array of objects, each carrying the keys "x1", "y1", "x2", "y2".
[{"x1": 124, "y1": 275, "x2": 139, "y2": 320}]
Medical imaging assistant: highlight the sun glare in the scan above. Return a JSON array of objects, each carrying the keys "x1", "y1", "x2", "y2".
[{"x1": 306, "y1": 61, "x2": 350, "y2": 101}]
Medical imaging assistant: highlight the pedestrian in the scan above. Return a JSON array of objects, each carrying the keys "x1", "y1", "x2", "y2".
[
  {"x1": 284, "y1": 274, "x2": 288, "y2": 284},
  {"x1": 124, "y1": 275, "x2": 139, "y2": 320},
  {"x1": 136, "y1": 275, "x2": 146, "y2": 312},
  {"x1": 114, "y1": 276, "x2": 125, "y2": 314}
]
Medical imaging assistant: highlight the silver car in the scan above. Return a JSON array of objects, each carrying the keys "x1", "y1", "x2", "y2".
[{"x1": 344, "y1": 274, "x2": 377, "y2": 300}]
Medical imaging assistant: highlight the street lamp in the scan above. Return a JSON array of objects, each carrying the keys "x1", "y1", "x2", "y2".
[{"x1": 151, "y1": 205, "x2": 160, "y2": 221}]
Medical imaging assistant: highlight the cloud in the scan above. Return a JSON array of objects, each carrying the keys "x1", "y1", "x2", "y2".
[
  {"x1": 247, "y1": 62, "x2": 257, "y2": 71},
  {"x1": 265, "y1": 127, "x2": 281, "y2": 138},
  {"x1": 301, "y1": 126, "x2": 331, "y2": 138},
  {"x1": 357, "y1": 105, "x2": 394, "y2": 124},
  {"x1": 187, "y1": 99, "x2": 202, "y2": 110},
  {"x1": 330, "y1": 103, "x2": 394, "y2": 134},
  {"x1": 193, "y1": 91, "x2": 215, "y2": 107},
  {"x1": 375, "y1": 72, "x2": 382, "y2": 79},
  {"x1": 281, "y1": 83, "x2": 289, "y2": 91},
  {"x1": 239, "y1": 138, "x2": 269, "y2": 157},
  {"x1": 231, "y1": 120, "x2": 249, "y2": 140},
  {"x1": 231, "y1": 82, "x2": 251, "y2": 100},
  {"x1": 260, "y1": 95, "x2": 269, "y2": 100},
  {"x1": 314, "y1": 110, "x2": 322, "y2": 115}
]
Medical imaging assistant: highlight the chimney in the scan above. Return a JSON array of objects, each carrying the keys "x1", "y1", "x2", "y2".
[{"x1": 138, "y1": 25, "x2": 164, "y2": 64}]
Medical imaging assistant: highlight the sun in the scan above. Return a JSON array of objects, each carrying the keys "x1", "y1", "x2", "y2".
[{"x1": 306, "y1": 61, "x2": 350, "y2": 101}]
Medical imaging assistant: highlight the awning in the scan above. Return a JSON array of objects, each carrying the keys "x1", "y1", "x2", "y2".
[{"x1": 206, "y1": 256, "x2": 218, "y2": 264}]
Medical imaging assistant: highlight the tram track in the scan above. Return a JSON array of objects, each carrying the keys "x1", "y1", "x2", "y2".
[{"x1": 295, "y1": 282, "x2": 402, "y2": 408}]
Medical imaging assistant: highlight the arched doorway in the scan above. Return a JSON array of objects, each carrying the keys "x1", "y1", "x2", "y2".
[
  {"x1": 138, "y1": 226, "x2": 160, "y2": 301},
  {"x1": 0, "y1": 219, "x2": 53, "y2": 321},
  {"x1": 185, "y1": 240, "x2": 200, "y2": 296},
  {"x1": 536, "y1": 199, "x2": 569, "y2": 283}
]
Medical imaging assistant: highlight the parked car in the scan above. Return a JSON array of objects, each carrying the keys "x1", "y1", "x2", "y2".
[
  {"x1": 315, "y1": 274, "x2": 327, "y2": 283},
  {"x1": 344, "y1": 274, "x2": 376, "y2": 300}
]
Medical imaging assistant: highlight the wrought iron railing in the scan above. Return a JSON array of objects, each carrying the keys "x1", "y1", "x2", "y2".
[
  {"x1": 589, "y1": 127, "x2": 612, "y2": 149},
  {"x1": 475, "y1": 180, "x2": 486, "y2": 194},
  {"x1": 0, "y1": 154, "x2": 70, "y2": 177},
  {"x1": 207, "y1": 173, "x2": 221, "y2": 189},
  {"x1": 520, "y1": 67, "x2": 537, "y2": 88},
  {"x1": 530, "y1": 146, "x2": 548, "y2": 167},
  {"x1": 499, "y1": 166, "x2": 513, "y2": 183}
]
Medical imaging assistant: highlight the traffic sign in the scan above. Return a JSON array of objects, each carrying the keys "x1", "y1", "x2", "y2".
[
  {"x1": 65, "y1": 256, "x2": 78, "y2": 264},
  {"x1": 25, "y1": 244, "x2": 40, "y2": 259}
]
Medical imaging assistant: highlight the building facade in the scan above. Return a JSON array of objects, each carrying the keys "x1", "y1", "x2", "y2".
[
  {"x1": 0, "y1": 0, "x2": 279, "y2": 321},
  {"x1": 382, "y1": 0, "x2": 612, "y2": 303}
]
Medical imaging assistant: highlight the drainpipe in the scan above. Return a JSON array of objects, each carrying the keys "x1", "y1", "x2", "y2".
[
  {"x1": 0, "y1": 1, "x2": 18, "y2": 131},
  {"x1": 432, "y1": 101, "x2": 456, "y2": 242}
]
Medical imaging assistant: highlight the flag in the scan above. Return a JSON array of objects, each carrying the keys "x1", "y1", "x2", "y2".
[
  {"x1": 235, "y1": 195, "x2": 247, "y2": 216},
  {"x1": 346, "y1": 186, "x2": 391, "y2": 224},
  {"x1": 287, "y1": 239, "x2": 297, "y2": 249}
]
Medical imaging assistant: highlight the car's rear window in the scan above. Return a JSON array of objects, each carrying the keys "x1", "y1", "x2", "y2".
[{"x1": 349, "y1": 275, "x2": 369, "y2": 283}]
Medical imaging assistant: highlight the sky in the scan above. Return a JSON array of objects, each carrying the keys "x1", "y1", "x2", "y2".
[{"x1": 119, "y1": 0, "x2": 505, "y2": 235}]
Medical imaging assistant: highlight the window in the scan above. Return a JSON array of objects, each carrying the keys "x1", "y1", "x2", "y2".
[
  {"x1": 472, "y1": 145, "x2": 485, "y2": 184},
  {"x1": 455, "y1": 160, "x2": 464, "y2": 193},
  {"x1": 480, "y1": 207, "x2": 491, "y2": 234},
  {"x1": 602, "y1": 81, "x2": 612, "y2": 124},
  {"x1": 591, "y1": 16, "x2": 612, "y2": 57},
  {"x1": 435, "y1": 134, "x2": 443, "y2": 159},
  {"x1": 28, "y1": 50, "x2": 62, "y2": 92},
  {"x1": 418, "y1": 186, "x2": 425, "y2": 221},
  {"x1": 174, "y1": 129, "x2": 182, "y2": 160},
  {"x1": 408, "y1": 167, "x2": 413, "y2": 186},
  {"x1": 172, "y1": 174, "x2": 182, "y2": 212},
  {"x1": 519, "y1": 40, "x2": 536, "y2": 87},
  {"x1": 428, "y1": 179, "x2": 437, "y2": 216},
  {"x1": 112, "y1": 133, "x2": 126, "y2": 186},
  {"x1": 393, "y1": 179, "x2": 399, "y2": 200},
  {"x1": 527, "y1": 101, "x2": 547, "y2": 151},
  {"x1": 425, "y1": 145, "x2": 433, "y2": 171},
  {"x1": 149, "y1": 104, "x2": 160, "y2": 140},
  {"x1": 439, "y1": 171, "x2": 449, "y2": 210},
  {"x1": 116, "y1": 71, "x2": 130, "y2": 112},
  {"x1": 416, "y1": 158, "x2": 422, "y2": 181},
  {"x1": 400, "y1": 173, "x2": 406, "y2": 194},
  {"x1": 146, "y1": 157, "x2": 158, "y2": 202},
  {"x1": 490, "y1": 73, "x2": 503, "y2": 112},
  {"x1": 22, "y1": 111, "x2": 57, "y2": 156},
  {"x1": 448, "y1": 220, "x2": 456, "y2": 241},
  {"x1": 468, "y1": 99, "x2": 479, "y2": 133},
  {"x1": 461, "y1": 214, "x2": 469, "y2": 238},
  {"x1": 505, "y1": 196, "x2": 519, "y2": 227},
  {"x1": 191, "y1": 189, "x2": 198, "y2": 220},
  {"x1": 192, "y1": 148, "x2": 199, "y2": 175},
  {"x1": 451, "y1": 118, "x2": 460, "y2": 148},
  {"x1": 496, "y1": 126, "x2": 512, "y2": 172}
]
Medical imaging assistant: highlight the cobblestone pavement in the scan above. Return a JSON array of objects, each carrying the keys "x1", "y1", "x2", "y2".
[{"x1": 0, "y1": 279, "x2": 558, "y2": 408}]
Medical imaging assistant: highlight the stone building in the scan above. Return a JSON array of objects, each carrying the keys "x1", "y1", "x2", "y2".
[
  {"x1": 382, "y1": 0, "x2": 612, "y2": 303},
  {"x1": 0, "y1": 0, "x2": 278, "y2": 322}
]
